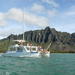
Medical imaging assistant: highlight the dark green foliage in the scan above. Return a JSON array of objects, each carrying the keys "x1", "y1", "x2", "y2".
[{"x1": 0, "y1": 40, "x2": 9, "y2": 52}]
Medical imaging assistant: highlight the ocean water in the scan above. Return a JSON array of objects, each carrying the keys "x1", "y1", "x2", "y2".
[{"x1": 0, "y1": 53, "x2": 75, "y2": 75}]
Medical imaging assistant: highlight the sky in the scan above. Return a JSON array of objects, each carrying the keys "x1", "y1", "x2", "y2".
[{"x1": 0, "y1": 0, "x2": 75, "y2": 39}]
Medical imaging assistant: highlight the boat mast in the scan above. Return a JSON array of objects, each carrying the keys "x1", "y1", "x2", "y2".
[{"x1": 23, "y1": 8, "x2": 25, "y2": 41}]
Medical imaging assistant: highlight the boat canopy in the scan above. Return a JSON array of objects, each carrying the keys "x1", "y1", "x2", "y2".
[{"x1": 13, "y1": 40, "x2": 26, "y2": 43}]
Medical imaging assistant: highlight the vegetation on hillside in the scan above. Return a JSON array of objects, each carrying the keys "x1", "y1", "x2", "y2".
[{"x1": 0, "y1": 27, "x2": 75, "y2": 53}]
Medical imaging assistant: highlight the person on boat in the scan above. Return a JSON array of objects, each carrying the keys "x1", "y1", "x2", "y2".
[
  {"x1": 38, "y1": 46, "x2": 49, "y2": 53},
  {"x1": 28, "y1": 43, "x2": 32, "y2": 52},
  {"x1": 38, "y1": 46, "x2": 44, "y2": 52}
]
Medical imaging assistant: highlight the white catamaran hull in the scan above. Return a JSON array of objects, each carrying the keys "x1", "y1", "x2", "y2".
[
  {"x1": 2, "y1": 52, "x2": 41, "y2": 57},
  {"x1": 2, "y1": 52, "x2": 50, "y2": 57}
]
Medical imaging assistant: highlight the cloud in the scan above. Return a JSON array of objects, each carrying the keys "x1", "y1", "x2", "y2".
[
  {"x1": 31, "y1": 3, "x2": 58, "y2": 17},
  {"x1": 0, "y1": 26, "x2": 23, "y2": 39},
  {"x1": 0, "y1": 13, "x2": 7, "y2": 26},
  {"x1": 0, "y1": 20, "x2": 7, "y2": 26},
  {"x1": 65, "y1": 11, "x2": 75, "y2": 16},
  {"x1": 64, "y1": 5, "x2": 75, "y2": 16},
  {"x1": 6, "y1": 8, "x2": 23, "y2": 22},
  {"x1": 54, "y1": 24, "x2": 75, "y2": 33},
  {"x1": 31, "y1": 3, "x2": 45, "y2": 12},
  {"x1": 0, "y1": 8, "x2": 49, "y2": 27},
  {"x1": 0, "y1": 8, "x2": 49, "y2": 39},
  {"x1": 42, "y1": 0, "x2": 59, "y2": 8},
  {"x1": 47, "y1": 10, "x2": 58, "y2": 17},
  {"x1": 6, "y1": 8, "x2": 49, "y2": 27}
]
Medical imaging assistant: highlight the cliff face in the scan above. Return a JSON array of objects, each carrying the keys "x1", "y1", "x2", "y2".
[{"x1": 7, "y1": 27, "x2": 75, "y2": 52}]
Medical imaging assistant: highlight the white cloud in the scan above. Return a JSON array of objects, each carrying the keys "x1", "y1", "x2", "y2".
[
  {"x1": 0, "y1": 13, "x2": 7, "y2": 26},
  {"x1": 42, "y1": 0, "x2": 59, "y2": 8},
  {"x1": 0, "y1": 20, "x2": 7, "y2": 26},
  {"x1": 64, "y1": 5, "x2": 75, "y2": 16},
  {"x1": 0, "y1": 8, "x2": 49, "y2": 27},
  {"x1": 31, "y1": 3, "x2": 58, "y2": 17},
  {"x1": 0, "y1": 8, "x2": 49, "y2": 39},
  {"x1": 0, "y1": 13, "x2": 5, "y2": 20},
  {"x1": 6, "y1": 8, "x2": 49, "y2": 27},
  {"x1": 47, "y1": 10, "x2": 58, "y2": 17},
  {"x1": 6, "y1": 8, "x2": 23, "y2": 22},
  {"x1": 65, "y1": 11, "x2": 75, "y2": 16},
  {"x1": 31, "y1": 3, "x2": 45, "y2": 12},
  {"x1": 54, "y1": 24, "x2": 75, "y2": 33},
  {"x1": 0, "y1": 26, "x2": 22, "y2": 39}
]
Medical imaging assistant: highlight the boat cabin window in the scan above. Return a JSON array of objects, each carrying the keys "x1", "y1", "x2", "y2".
[
  {"x1": 26, "y1": 47, "x2": 37, "y2": 51},
  {"x1": 9, "y1": 45, "x2": 25, "y2": 52},
  {"x1": 17, "y1": 46, "x2": 25, "y2": 52},
  {"x1": 9, "y1": 46, "x2": 16, "y2": 51},
  {"x1": 26, "y1": 47, "x2": 30, "y2": 51},
  {"x1": 31, "y1": 48, "x2": 36, "y2": 51}
]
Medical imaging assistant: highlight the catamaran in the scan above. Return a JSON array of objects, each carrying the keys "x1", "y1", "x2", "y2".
[
  {"x1": 2, "y1": 40, "x2": 50, "y2": 57},
  {"x1": 2, "y1": 43, "x2": 40, "y2": 57}
]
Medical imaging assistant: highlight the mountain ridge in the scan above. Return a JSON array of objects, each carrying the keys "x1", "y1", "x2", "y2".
[{"x1": 0, "y1": 26, "x2": 75, "y2": 53}]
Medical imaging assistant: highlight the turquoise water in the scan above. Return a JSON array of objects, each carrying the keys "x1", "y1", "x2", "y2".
[{"x1": 0, "y1": 53, "x2": 75, "y2": 75}]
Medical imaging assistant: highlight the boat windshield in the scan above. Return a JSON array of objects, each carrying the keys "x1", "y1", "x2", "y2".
[{"x1": 26, "y1": 46, "x2": 37, "y2": 52}]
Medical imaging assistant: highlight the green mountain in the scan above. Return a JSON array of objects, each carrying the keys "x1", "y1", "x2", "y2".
[{"x1": 0, "y1": 27, "x2": 75, "y2": 53}]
